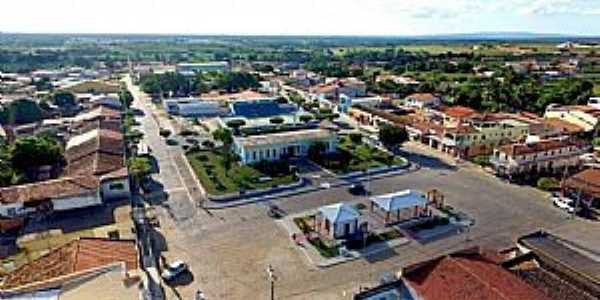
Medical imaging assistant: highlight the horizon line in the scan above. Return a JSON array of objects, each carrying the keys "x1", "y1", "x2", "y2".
[{"x1": 1, "y1": 31, "x2": 600, "y2": 39}]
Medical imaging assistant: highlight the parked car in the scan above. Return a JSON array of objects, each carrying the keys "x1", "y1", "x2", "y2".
[
  {"x1": 166, "y1": 138, "x2": 179, "y2": 146},
  {"x1": 550, "y1": 194, "x2": 579, "y2": 213},
  {"x1": 348, "y1": 183, "x2": 367, "y2": 195},
  {"x1": 580, "y1": 153, "x2": 598, "y2": 163},
  {"x1": 161, "y1": 260, "x2": 188, "y2": 281}
]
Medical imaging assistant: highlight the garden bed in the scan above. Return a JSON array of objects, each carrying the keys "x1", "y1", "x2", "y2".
[
  {"x1": 186, "y1": 149, "x2": 297, "y2": 195},
  {"x1": 311, "y1": 136, "x2": 407, "y2": 174},
  {"x1": 293, "y1": 216, "x2": 339, "y2": 258}
]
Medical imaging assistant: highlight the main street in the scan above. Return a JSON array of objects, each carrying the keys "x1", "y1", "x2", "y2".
[{"x1": 125, "y1": 78, "x2": 600, "y2": 299}]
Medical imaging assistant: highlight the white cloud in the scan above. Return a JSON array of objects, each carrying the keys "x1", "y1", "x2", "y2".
[{"x1": 0, "y1": 0, "x2": 598, "y2": 35}]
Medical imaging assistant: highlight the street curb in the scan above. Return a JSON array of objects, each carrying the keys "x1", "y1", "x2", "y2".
[{"x1": 203, "y1": 163, "x2": 420, "y2": 209}]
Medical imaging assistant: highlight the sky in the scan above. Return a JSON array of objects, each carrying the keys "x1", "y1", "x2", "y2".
[{"x1": 1, "y1": 0, "x2": 600, "y2": 36}]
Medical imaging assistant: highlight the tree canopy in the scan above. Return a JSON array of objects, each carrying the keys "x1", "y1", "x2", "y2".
[
  {"x1": 378, "y1": 124, "x2": 408, "y2": 148},
  {"x1": 10, "y1": 136, "x2": 63, "y2": 172},
  {"x1": 127, "y1": 157, "x2": 153, "y2": 184},
  {"x1": 0, "y1": 99, "x2": 45, "y2": 125},
  {"x1": 52, "y1": 91, "x2": 77, "y2": 107}
]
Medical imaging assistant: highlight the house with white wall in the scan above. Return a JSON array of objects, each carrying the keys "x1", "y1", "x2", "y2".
[{"x1": 232, "y1": 129, "x2": 337, "y2": 164}]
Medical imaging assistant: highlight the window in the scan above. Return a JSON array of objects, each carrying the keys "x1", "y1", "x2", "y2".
[
  {"x1": 7, "y1": 208, "x2": 16, "y2": 217},
  {"x1": 109, "y1": 182, "x2": 125, "y2": 190}
]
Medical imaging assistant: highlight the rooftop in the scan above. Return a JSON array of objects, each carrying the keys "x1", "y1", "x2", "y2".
[
  {"x1": 231, "y1": 100, "x2": 297, "y2": 119},
  {"x1": 318, "y1": 203, "x2": 360, "y2": 224},
  {"x1": 518, "y1": 231, "x2": 600, "y2": 290},
  {"x1": 406, "y1": 93, "x2": 438, "y2": 103},
  {"x1": 542, "y1": 118, "x2": 587, "y2": 134},
  {"x1": 0, "y1": 176, "x2": 99, "y2": 205},
  {"x1": 234, "y1": 128, "x2": 335, "y2": 148},
  {"x1": 370, "y1": 190, "x2": 427, "y2": 212},
  {"x1": 1, "y1": 238, "x2": 138, "y2": 291},
  {"x1": 403, "y1": 250, "x2": 550, "y2": 300},
  {"x1": 496, "y1": 138, "x2": 589, "y2": 156},
  {"x1": 564, "y1": 168, "x2": 600, "y2": 198},
  {"x1": 65, "y1": 129, "x2": 124, "y2": 176},
  {"x1": 200, "y1": 90, "x2": 275, "y2": 102},
  {"x1": 438, "y1": 105, "x2": 478, "y2": 119}
]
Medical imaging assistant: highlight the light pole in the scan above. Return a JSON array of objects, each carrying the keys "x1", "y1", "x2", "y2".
[{"x1": 266, "y1": 264, "x2": 277, "y2": 300}]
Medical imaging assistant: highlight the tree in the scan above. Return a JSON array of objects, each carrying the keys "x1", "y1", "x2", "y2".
[
  {"x1": 349, "y1": 133, "x2": 363, "y2": 145},
  {"x1": 0, "y1": 99, "x2": 44, "y2": 125},
  {"x1": 378, "y1": 124, "x2": 408, "y2": 148},
  {"x1": 11, "y1": 136, "x2": 63, "y2": 173},
  {"x1": 269, "y1": 116, "x2": 284, "y2": 125},
  {"x1": 212, "y1": 128, "x2": 233, "y2": 148},
  {"x1": 119, "y1": 87, "x2": 134, "y2": 109},
  {"x1": 52, "y1": 91, "x2": 77, "y2": 107},
  {"x1": 299, "y1": 114, "x2": 313, "y2": 123},
  {"x1": 226, "y1": 119, "x2": 246, "y2": 135},
  {"x1": 215, "y1": 72, "x2": 260, "y2": 93},
  {"x1": 127, "y1": 157, "x2": 153, "y2": 186},
  {"x1": 308, "y1": 142, "x2": 327, "y2": 160},
  {"x1": 537, "y1": 177, "x2": 559, "y2": 191}
]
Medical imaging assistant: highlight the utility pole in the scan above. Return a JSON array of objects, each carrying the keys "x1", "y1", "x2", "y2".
[{"x1": 266, "y1": 264, "x2": 276, "y2": 300}]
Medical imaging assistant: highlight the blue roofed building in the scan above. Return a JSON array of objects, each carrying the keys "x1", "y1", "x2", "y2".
[{"x1": 230, "y1": 100, "x2": 297, "y2": 119}]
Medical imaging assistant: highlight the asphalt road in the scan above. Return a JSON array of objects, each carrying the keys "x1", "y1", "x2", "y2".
[{"x1": 126, "y1": 77, "x2": 600, "y2": 300}]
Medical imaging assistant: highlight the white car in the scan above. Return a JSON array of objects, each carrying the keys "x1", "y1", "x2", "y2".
[
  {"x1": 320, "y1": 182, "x2": 331, "y2": 189},
  {"x1": 161, "y1": 260, "x2": 188, "y2": 281},
  {"x1": 580, "y1": 153, "x2": 597, "y2": 163},
  {"x1": 551, "y1": 195, "x2": 578, "y2": 213}
]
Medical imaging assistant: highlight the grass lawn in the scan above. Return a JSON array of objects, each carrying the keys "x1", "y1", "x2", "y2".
[
  {"x1": 63, "y1": 80, "x2": 120, "y2": 94},
  {"x1": 594, "y1": 83, "x2": 600, "y2": 95},
  {"x1": 186, "y1": 150, "x2": 297, "y2": 195},
  {"x1": 313, "y1": 136, "x2": 407, "y2": 174}
]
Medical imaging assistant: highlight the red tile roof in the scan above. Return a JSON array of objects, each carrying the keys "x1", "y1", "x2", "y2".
[
  {"x1": 407, "y1": 93, "x2": 439, "y2": 103},
  {"x1": 404, "y1": 252, "x2": 550, "y2": 300},
  {"x1": 543, "y1": 118, "x2": 586, "y2": 135},
  {"x1": 565, "y1": 168, "x2": 600, "y2": 198},
  {"x1": 496, "y1": 138, "x2": 589, "y2": 156},
  {"x1": 0, "y1": 176, "x2": 99, "y2": 205},
  {"x1": 1, "y1": 238, "x2": 138, "y2": 290},
  {"x1": 439, "y1": 105, "x2": 478, "y2": 118},
  {"x1": 65, "y1": 129, "x2": 124, "y2": 176}
]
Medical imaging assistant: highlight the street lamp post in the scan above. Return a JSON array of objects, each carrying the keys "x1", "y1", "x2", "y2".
[{"x1": 266, "y1": 264, "x2": 277, "y2": 300}]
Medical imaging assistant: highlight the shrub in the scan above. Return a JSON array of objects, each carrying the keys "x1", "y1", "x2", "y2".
[
  {"x1": 179, "y1": 129, "x2": 197, "y2": 136},
  {"x1": 269, "y1": 116, "x2": 285, "y2": 124},
  {"x1": 202, "y1": 140, "x2": 215, "y2": 149},
  {"x1": 159, "y1": 128, "x2": 171, "y2": 138},
  {"x1": 472, "y1": 155, "x2": 491, "y2": 167},
  {"x1": 349, "y1": 133, "x2": 363, "y2": 145},
  {"x1": 299, "y1": 114, "x2": 313, "y2": 123},
  {"x1": 537, "y1": 177, "x2": 559, "y2": 191}
]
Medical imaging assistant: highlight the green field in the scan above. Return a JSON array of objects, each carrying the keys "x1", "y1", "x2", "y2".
[{"x1": 64, "y1": 80, "x2": 120, "y2": 94}]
